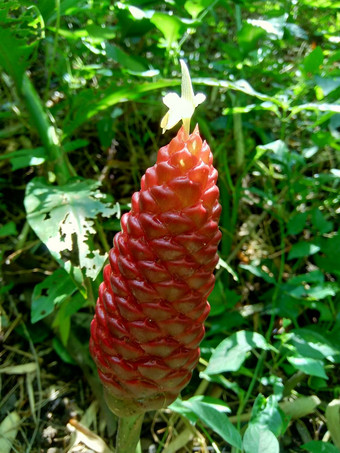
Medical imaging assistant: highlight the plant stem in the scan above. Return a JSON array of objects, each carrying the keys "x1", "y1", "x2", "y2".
[
  {"x1": 116, "y1": 413, "x2": 144, "y2": 453},
  {"x1": 44, "y1": 0, "x2": 60, "y2": 101},
  {"x1": 20, "y1": 74, "x2": 75, "y2": 184}
]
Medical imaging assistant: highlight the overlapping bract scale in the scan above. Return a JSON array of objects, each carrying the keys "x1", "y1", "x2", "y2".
[{"x1": 90, "y1": 126, "x2": 221, "y2": 416}]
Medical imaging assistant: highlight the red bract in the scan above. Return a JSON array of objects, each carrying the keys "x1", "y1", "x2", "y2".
[{"x1": 90, "y1": 125, "x2": 221, "y2": 416}]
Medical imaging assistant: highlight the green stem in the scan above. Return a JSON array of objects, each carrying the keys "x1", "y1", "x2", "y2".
[
  {"x1": 233, "y1": 105, "x2": 245, "y2": 170},
  {"x1": 266, "y1": 218, "x2": 285, "y2": 341},
  {"x1": 44, "y1": 0, "x2": 61, "y2": 101},
  {"x1": 116, "y1": 414, "x2": 145, "y2": 453},
  {"x1": 20, "y1": 74, "x2": 75, "y2": 184},
  {"x1": 236, "y1": 350, "x2": 266, "y2": 433}
]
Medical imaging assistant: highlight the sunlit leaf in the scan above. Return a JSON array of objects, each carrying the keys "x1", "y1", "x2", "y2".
[
  {"x1": 171, "y1": 397, "x2": 242, "y2": 449},
  {"x1": 287, "y1": 356, "x2": 328, "y2": 379},
  {"x1": 288, "y1": 242, "x2": 320, "y2": 260},
  {"x1": 205, "y1": 331, "x2": 272, "y2": 375},
  {"x1": 24, "y1": 177, "x2": 119, "y2": 279},
  {"x1": 243, "y1": 424, "x2": 279, "y2": 453}
]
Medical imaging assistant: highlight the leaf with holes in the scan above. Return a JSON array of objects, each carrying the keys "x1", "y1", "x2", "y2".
[{"x1": 24, "y1": 177, "x2": 119, "y2": 279}]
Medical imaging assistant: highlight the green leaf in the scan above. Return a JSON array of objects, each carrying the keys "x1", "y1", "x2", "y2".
[
  {"x1": 53, "y1": 292, "x2": 86, "y2": 345},
  {"x1": 52, "y1": 338, "x2": 76, "y2": 365},
  {"x1": 150, "y1": 12, "x2": 186, "y2": 46},
  {"x1": 105, "y1": 43, "x2": 150, "y2": 74},
  {"x1": 85, "y1": 24, "x2": 117, "y2": 40},
  {"x1": 208, "y1": 280, "x2": 240, "y2": 316},
  {"x1": 24, "y1": 177, "x2": 119, "y2": 279},
  {"x1": 178, "y1": 399, "x2": 242, "y2": 449},
  {"x1": 0, "y1": 22, "x2": 35, "y2": 86},
  {"x1": 287, "y1": 270, "x2": 324, "y2": 286},
  {"x1": 250, "y1": 395, "x2": 286, "y2": 437},
  {"x1": 312, "y1": 209, "x2": 333, "y2": 234},
  {"x1": 287, "y1": 212, "x2": 308, "y2": 235},
  {"x1": 302, "y1": 440, "x2": 340, "y2": 453},
  {"x1": 243, "y1": 424, "x2": 279, "y2": 453},
  {"x1": 0, "y1": 221, "x2": 17, "y2": 237},
  {"x1": 286, "y1": 328, "x2": 340, "y2": 362},
  {"x1": 0, "y1": 147, "x2": 46, "y2": 171},
  {"x1": 184, "y1": 0, "x2": 212, "y2": 19},
  {"x1": 288, "y1": 242, "x2": 320, "y2": 260},
  {"x1": 240, "y1": 263, "x2": 276, "y2": 284},
  {"x1": 31, "y1": 268, "x2": 78, "y2": 323},
  {"x1": 303, "y1": 47, "x2": 324, "y2": 75},
  {"x1": 315, "y1": 234, "x2": 340, "y2": 275},
  {"x1": 238, "y1": 23, "x2": 266, "y2": 55},
  {"x1": 287, "y1": 356, "x2": 328, "y2": 379},
  {"x1": 205, "y1": 331, "x2": 272, "y2": 375}
]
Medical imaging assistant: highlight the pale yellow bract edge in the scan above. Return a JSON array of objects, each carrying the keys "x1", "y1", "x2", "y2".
[{"x1": 160, "y1": 59, "x2": 206, "y2": 135}]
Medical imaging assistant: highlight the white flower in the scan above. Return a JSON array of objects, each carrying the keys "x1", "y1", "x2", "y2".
[{"x1": 161, "y1": 59, "x2": 206, "y2": 134}]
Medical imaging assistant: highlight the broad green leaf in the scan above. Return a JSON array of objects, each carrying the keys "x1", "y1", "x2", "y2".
[
  {"x1": 238, "y1": 23, "x2": 266, "y2": 55},
  {"x1": 0, "y1": 221, "x2": 17, "y2": 237},
  {"x1": 173, "y1": 398, "x2": 242, "y2": 449},
  {"x1": 208, "y1": 280, "x2": 240, "y2": 316},
  {"x1": 0, "y1": 27, "x2": 34, "y2": 86},
  {"x1": 6, "y1": 148, "x2": 45, "y2": 171},
  {"x1": 243, "y1": 424, "x2": 279, "y2": 453},
  {"x1": 315, "y1": 234, "x2": 340, "y2": 275},
  {"x1": 53, "y1": 292, "x2": 86, "y2": 345},
  {"x1": 200, "y1": 372, "x2": 245, "y2": 398},
  {"x1": 31, "y1": 268, "x2": 79, "y2": 323},
  {"x1": 248, "y1": 17, "x2": 285, "y2": 39},
  {"x1": 287, "y1": 356, "x2": 328, "y2": 379},
  {"x1": 280, "y1": 395, "x2": 321, "y2": 420},
  {"x1": 205, "y1": 331, "x2": 272, "y2": 375},
  {"x1": 52, "y1": 338, "x2": 76, "y2": 365},
  {"x1": 302, "y1": 440, "x2": 339, "y2": 453},
  {"x1": 240, "y1": 264, "x2": 276, "y2": 284},
  {"x1": 106, "y1": 43, "x2": 149, "y2": 74},
  {"x1": 315, "y1": 76, "x2": 340, "y2": 97},
  {"x1": 24, "y1": 177, "x2": 119, "y2": 279},
  {"x1": 303, "y1": 47, "x2": 324, "y2": 75},
  {"x1": 150, "y1": 12, "x2": 186, "y2": 46},
  {"x1": 286, "y1": 328, "x2": 340, "y2": 362},
  {"x1": 305, "y1": 284, "x2": 337, "y2": 300},
  {"x1": 287, "y1": 212, "x2": 308, "y2": 235},
  {"x1": 184, "y1": 0, "x2": 212, "y2": 19},
  {"x1": 312, "y1": 209, "x2": 333, "y2": 234},
  {"x1": 288, "y1": 242, "x2": 320, "y2": 260},
  {"x1": 86, "y1": 24, "x2": 117, "y2": 40},
  {"x1": 256, "y1": 139, "x2": 287, "y2": 156},
  {"x1": 250, "y1": 395, "x2": 286, "y2": 437}
]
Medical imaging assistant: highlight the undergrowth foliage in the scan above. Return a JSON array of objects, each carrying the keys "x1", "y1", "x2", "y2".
[{"x1": 0, "y1": 1, "x2": 339, "y2": 452}]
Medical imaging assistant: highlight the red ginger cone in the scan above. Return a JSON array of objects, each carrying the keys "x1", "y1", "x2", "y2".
[{"x1": 90, "y1": 125, "x2": 221, "y2": 416}]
